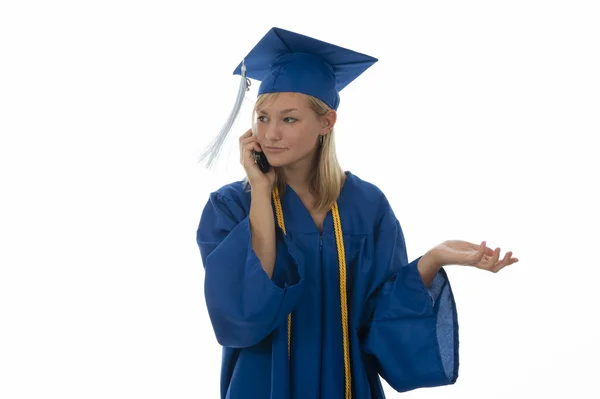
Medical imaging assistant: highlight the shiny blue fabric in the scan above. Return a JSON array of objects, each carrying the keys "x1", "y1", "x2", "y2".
[
  {"x1": 196, "y1": 172, "x2": 459, "y2": 398},
  {"x1": 232, "y1": 27, "x2": 378, "y2": 110}
]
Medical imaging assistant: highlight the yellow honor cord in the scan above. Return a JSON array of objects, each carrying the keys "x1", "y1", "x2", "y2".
[{"x1": 272, "y1": 187, "x2": 352, "y2": 398}]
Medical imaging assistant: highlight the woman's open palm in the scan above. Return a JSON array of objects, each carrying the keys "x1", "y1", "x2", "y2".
[{"x1": 432, "y1": 240, "x2": 519, "y2": 273}]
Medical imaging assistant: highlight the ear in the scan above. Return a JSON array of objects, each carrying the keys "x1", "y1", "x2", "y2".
[{"x1": 320, "y1": 109, "x2": 337, "y2": 134}]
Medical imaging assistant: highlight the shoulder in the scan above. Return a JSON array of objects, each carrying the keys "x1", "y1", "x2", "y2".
[
  {"x1": 344, "y1": 172, "x2": 385, "y2": 201},
  {"x1": 211, "y1": 178, "x2": 249, "y2": 199},
  {"x1": 206, "y1": 178, "x2": 252, "y2": 213},
  {"x1": 342, "y1": 172, "x2": 398, "y2": 231}
]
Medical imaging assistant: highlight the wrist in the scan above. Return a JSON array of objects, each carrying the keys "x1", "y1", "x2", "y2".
[
  {"x1": 417, "y1": 249, "x2": 442, "y2": 289},
  {"x1": 250, "y1": 183, "x2": 272, "y2": 196},
  {"x1": 422, "y1": 248, "x2": 443, "y2": 270}
]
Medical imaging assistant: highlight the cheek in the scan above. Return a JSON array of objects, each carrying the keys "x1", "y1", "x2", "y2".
[
  {"x1": 254, "y1": 125, "x2": 268, "y2": 141},
  {"x1": 284, "y1": 126, "x2": 316, "y2": 149}
]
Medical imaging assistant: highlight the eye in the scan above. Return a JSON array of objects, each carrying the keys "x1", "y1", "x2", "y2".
[
  {"x1": 257, "y1": 115, "x2": 268, "y2": 123},
  {"x1": 284, "y1": 117, "x2": 297, "y2": 123}
]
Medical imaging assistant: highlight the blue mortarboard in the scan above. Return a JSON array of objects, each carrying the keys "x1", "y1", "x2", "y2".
[
  {"x1": 233, "y1": 27, "x2": 378, "y2": 110},
  {"x1": 199, "y1": 27, "x2": 378, "y2": 168}
]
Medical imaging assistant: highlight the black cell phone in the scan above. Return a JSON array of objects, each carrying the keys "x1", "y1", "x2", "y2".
[{"x1": 252, "y1": 150, "x2": 271, "y2": 173}]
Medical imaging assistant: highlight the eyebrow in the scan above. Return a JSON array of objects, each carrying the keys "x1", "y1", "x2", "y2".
[{"x1": 257, "y1": 108, "x2": 299, "y2": 115}]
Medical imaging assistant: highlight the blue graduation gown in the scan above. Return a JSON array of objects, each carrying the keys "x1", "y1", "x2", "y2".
[{"x1": 196, "y1": 172, "x2": 459, "y2": 399}]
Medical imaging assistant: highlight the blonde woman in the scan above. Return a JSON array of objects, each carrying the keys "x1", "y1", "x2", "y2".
[{"x1": 197, "y1": 27, "x2": 518, "y2": 399}]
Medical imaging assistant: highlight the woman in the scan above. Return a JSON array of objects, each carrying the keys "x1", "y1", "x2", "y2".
[{"x1": 196, "y1": 27, "x2": 518, "y2": 399}]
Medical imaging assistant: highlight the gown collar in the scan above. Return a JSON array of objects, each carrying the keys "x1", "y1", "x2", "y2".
[{"x1": 278, "y1": 171, "x2": 354, "y2": 234}]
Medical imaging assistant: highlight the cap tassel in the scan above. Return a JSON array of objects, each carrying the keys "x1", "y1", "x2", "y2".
[{"x1": 198, "y1": 60, "x2": 251, "y2": 168}]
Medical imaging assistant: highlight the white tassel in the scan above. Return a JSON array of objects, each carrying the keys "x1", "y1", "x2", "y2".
[{"x1": 198, "y1": 60, "x2": 251, "y2": 168}]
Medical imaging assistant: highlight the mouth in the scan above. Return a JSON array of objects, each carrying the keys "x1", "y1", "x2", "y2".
[{"x1": 263, "y1": 146, "x2": 287, "y2": 151}]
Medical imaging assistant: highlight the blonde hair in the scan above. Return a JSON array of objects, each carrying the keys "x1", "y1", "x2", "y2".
[{"x1": 248, "y1": 92, "x2": 345, "y2": 214}]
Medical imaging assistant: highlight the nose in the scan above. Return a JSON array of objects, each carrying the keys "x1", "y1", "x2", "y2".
[{"x1": 264, "y1": 122, "x2": 281, "y2": 141}]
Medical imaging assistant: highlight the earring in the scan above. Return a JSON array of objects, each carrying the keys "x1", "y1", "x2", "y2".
[{"x1": 319, "y1": 135, "x2": 324, "y2": 145}]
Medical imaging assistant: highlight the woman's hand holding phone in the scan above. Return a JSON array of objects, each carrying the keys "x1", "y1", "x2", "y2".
[{"x1": 239, "y1": 129, "x2": 275, "y2": 191}]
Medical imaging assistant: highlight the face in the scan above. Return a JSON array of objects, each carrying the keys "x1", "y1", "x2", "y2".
[{"x1": 254, "y1": 92, "x2": 334, "y2": 168}]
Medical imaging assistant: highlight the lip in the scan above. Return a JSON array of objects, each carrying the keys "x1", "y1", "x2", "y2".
[{"x1": 263, "y1": 146, "x2": 287, "y2": 152}]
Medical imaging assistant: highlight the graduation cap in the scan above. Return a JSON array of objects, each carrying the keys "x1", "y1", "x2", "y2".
[{"x1": 199, "y1": 27, "x2": 378, "y2": 168}]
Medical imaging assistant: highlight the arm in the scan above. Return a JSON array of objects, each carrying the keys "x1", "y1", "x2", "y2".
[
  {"x1": 360, "y1": 197, "x2": 459, "y2": 392},
  {"x1": 197, "y1": 190, "x2": 305, "y2": 348},
  {"x1": 249, "y1": 185, "x2": 276, "y2": 278},
  {"x1": 417, "y1": 250, "x2": 442, "y2": 289}
]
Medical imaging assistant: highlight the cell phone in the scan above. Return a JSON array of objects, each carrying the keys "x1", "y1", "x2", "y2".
[
  {"x1": 251, "y1": 122, "x2": 271, "y2": 173},
  {"x1": 252, "y1": 149, "x2": 271, "y2": 173}
]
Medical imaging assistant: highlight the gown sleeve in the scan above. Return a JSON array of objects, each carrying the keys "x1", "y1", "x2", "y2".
[
  {"x1": 196, "y1": 191, "x2": 305, "y2": 348},
  {"x1": 360, "y1": 200, "x2": 459, "y2": 393}
]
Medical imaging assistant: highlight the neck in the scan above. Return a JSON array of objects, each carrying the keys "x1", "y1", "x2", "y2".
[
  {"x1": 281, "y1": 151, "x2": 317, "y2": 196},
  {"x1": 282, "y1": 164, "x2": 311, "y2": 195}
]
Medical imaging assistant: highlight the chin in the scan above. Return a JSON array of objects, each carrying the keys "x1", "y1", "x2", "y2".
[
  {"x1": 264, "y1": 153, "x2": 292, "y2": 168},
  {"x1": 267, "y1": 158, "x2": 291, "y2": 168}
]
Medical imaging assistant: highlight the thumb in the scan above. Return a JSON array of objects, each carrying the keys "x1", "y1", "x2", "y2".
[{"x1": 468, "y1": 241, "x2": 487, "y2": 264}]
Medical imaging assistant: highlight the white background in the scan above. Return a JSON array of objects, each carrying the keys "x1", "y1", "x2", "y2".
[{"x1": 1, "y1": 0, "x2": 599, "y2": 398}]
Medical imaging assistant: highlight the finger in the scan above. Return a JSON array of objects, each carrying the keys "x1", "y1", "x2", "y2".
[
  {"x1": 476, "y1": 241, "x2": 494, "y2": 257},
  {"x1": 492, "y1": 251, "x2": 512, "y2": 273},
  {"x1": 486, "y1": 248, "x2": 501, "y2": 270},
  {"x1": 470, "y1": 241, "x2": 487, "y2": 263},
  {"x1": 241, "y1": 138, "x2": 263, "y2": 152},
  {"x1": 241, "y1": 143, "x2": 255, "y2": 164},
  {"x1": 501, "y1": 252, "x2": 517, "y2": 265},
  {"x1": 243, "y1": 142, "x2": 261, "y2": 156},
  {"x1": 500, "y1": 251, "x2": 512, "y2": 264},
  {"x1": 506, "y1": 257, "x2": 519, "y2": 266},
  {"x1": 240, "y1": 135, "x2": 257, "y2": 146},
  {"x1": 240, "y1": 137, "x2": 262, "y2": 154},
  {"x1": 239, "y1": 128, "x2": 253, "y2": 141}
]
